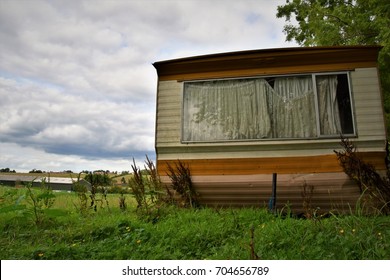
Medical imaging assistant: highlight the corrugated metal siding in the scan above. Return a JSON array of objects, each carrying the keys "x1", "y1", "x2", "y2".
[
  {"x1": 160, "y1": 173, "x2": 361, "y2": 213},
  {"x1": 157, "y1": 152, "x2": 386, "y2": 176}
]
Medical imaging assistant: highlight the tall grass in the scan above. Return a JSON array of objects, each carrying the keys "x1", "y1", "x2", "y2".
[{"x1": 0, "y1": 186, "x2": 389, "y2": 260}]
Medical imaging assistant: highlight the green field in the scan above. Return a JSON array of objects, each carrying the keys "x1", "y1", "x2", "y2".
[{"x1": 0, "y1": 186, "x2": 389, "y2": 260}]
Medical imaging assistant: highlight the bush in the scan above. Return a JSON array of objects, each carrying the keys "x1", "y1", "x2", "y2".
[
  {"x1": 334, "y1": 137, "x2": 390, "y2": 214},
  {"x1": 166, "y1": 160, "x2": 199, "y2": 208},
  {"x1": 129, "y1": 156, "x2": 169, "y2": 221}
]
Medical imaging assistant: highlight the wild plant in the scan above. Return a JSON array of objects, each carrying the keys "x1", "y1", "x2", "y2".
[
  {"x1": 93, "y1": 186, "x2": 110, "y2": 212},
  {"x1": 144, "y1": 155, "x2": 171, "y2": 204},
  {"x1": 72, "y1": 173, "x2": 89, "y2": 215},
  {"x1": 334, "y1": 137, "x2": 390, "y2": 214},
  {"x1": 129, "y1": 157, "x2": 165, "y2": 221},
  {"x1": 166, "y1": 160, "x2": 199, "y2": 208},
  {"x1": 119, "y1": 192, "x2": 127, "y2": 211},
  {"x1": 72, "y1": 172, "x2": 110, "y2": 213},
  {"x1": 25, "y1": 178, "x2": 56, "y2": 226},
  {"x1": 0, "y1": 187, "x2": 26, "y2": 215},
  {"x1": 84, "y1": 172, "x2": 111, "y2": 212},
  {"x1": 130, "y1": 158, "x2": 149, "y2": 210},
  {"x1": 301, "y1": 182, "x2": 320, "y2": 220},
  {"x1": 249, "y1": 225, "x2": 260, "y2": 260}
]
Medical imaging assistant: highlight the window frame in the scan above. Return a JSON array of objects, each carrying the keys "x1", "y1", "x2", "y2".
[{"x1": 181, "y1": 71, "x2": 356, "y2": 143}]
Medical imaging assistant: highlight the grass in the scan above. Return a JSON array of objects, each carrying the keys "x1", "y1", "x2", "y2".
[{"x1": 0, "y1": 186, "x2": 389, "y2": 260}]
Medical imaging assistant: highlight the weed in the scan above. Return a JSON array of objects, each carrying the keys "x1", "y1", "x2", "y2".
[
  {"x1": 166, "y1": 160, "x2": 199, "y2": 208},
  {"x1": 334, "y1": 137, "x2": 390, "y2": 214},
  {"x1": 24, "y1": 178, "x2": 56, "y2": 226},
  {"x1": 72, "y1": 173, "x2": 89, "y2": 215},
  {"x1": 249, "y1": 225, "x2": 260, "y2": 259},
  {"x1": 130, "y1": 158, "x2": 150, "y2": 210},
  {"x1": 1, "y1": 179, "x2": 390, "y2": 260},
  {"x1": 144, "y1": 155, "x2": 162, "y2": 203},
  {"x1": 300, "y1": 182, "x2": 324, "y2": 222},
  {"x1": 301, "y1": 182, "x2": 314, "y2": 219},
  {"x1": 0, "y1": 188, "x2": 26, "y2": 214},
  {"x1": 129, "y1": 157, "x2": 168, "y2": 222},
  {"x1": 72, "y1": 172, "x2": 110, "y2": 214},
  {"x1": 119, "y1": 193, "x2": 127, "y2": 211}
]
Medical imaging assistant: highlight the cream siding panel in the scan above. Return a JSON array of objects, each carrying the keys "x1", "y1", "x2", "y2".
[
  {"x1": 156, "y1": 81, "x2": 182, "y2": 146},
  {"x1": 351, "y1": 68, "x2": 386, "y2": 140}
]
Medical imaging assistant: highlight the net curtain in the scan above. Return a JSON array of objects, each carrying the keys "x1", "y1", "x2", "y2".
[{"x1": 183, "y1": 75, "x2": 340, "y2": 142}]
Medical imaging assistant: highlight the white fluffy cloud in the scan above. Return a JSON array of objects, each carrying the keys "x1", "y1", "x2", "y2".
[{"x1": 0, "y1": 0, "x2": 296, "y2": 172}]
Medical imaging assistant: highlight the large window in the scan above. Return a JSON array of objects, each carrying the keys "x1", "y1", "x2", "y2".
[{"x1": 182, "y1": 73, "x2": 354, "y2": 142}]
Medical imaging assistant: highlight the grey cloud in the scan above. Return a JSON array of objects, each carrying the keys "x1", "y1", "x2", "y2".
[
  {"x1": 0, "y1": 0, "x2": 295, "y2": 172},
  {"x1": 0, "y1": 77, "x2": 154, "y2": 160}
]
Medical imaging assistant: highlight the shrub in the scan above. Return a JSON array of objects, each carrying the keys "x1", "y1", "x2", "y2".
[
  {"x1": 25, "y1": 178, "x2": 56, "y2": 226},
  {"x1": 166, "y1": 160, "x2": 199, "y2": 208},
  {"x1": 129, "y1": 156, "x2": 169, "y2": 221},
  {"x1": 334, "y1": 137, "x2": 390, "y2": 214}
]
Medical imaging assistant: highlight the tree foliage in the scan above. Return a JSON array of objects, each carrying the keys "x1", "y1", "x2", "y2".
[
  {"x1": 84, "y1": 172, "x2": 112, "y2": 188},
  {"x1": 0, "y1": 168, "x2": 16, "y2": 173},
  {"x1": 277, "y1": 0, "x2": 390, "y2": 129}
]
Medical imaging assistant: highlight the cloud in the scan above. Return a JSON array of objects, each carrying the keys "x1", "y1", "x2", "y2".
[
  {"x1": 0, "y1": 0, "x2": 296, "y2": 172},
  {"x1": 0, "y1": 76, "x2": 154, "y2": 159}
]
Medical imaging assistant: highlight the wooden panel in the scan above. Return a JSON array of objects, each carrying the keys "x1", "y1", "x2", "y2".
[{"x1": 157, "y1": 152, "x2": 386, "y2": 176}]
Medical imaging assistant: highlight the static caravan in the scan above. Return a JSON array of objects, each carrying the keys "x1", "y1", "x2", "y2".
[{"x1": 153, "y1": 46, "x2": 387, "y2": 212}]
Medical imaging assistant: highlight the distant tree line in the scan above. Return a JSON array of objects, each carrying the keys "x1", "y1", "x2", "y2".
[
  {"x1": 0, "y1": 168, "x2": 16, "y2": 173},
  {"x1": 0, "y1": 167, "x2": 130, "y2": 176},
  {"x1": 29, "y1": 169, "x2": 44, "y2": 173}
]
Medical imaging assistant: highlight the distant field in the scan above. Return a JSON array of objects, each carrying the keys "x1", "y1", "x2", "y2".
[
  {"x1": 0, "y1": 172, "x2": 134, "y2": 186},
  {"x1": 1, "y1": 172, "x2": 85, "y2": 178}
]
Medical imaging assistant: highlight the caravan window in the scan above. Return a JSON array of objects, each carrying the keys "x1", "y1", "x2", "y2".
[{"x1": 182, "y1": 73, "x2": 354, "y2": 142}]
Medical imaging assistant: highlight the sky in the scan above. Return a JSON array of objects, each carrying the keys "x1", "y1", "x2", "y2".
[{"x1": 0, "y1": 0, "x2": 297, "y2": 173}]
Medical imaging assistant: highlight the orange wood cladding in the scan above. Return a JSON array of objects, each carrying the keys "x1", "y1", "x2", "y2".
[{"x1": 157, "y1": 152, "x2": 387, "y2": 176}]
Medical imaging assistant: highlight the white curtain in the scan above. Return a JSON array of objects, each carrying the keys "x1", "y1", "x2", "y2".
[
  {"x1": 316, "y1": 75, "x2": 341, "y2": 135},
  {"x1": 183, "y1": 79, "x2": 272, "y2": 141},
  {"x1": 183, "y1": 75, "x2": 336, "y2": 142},
  {"x1": 272, "y1": 76, "x2": 316, "y2": 138}
]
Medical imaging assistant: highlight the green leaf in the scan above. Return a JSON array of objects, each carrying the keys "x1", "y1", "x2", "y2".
[
  {"x1": 43, "y1": 208, "x2": 69, "y2": 218},
  {"x1": 0, "y1": 204, "x2": 27, "y2": 214}
]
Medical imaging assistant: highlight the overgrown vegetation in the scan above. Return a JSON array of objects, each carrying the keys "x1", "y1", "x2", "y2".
[
  {"x1": 1, "y1": 152, "x2": 390, "y2": 260},
  {"x1": 334, "y1": 137, "x2": 390, "y2": 214},
  {"x1": 25, "y1": 178, "x2": 56, "y2": 225},
  {"x1": 129, "y1": 156, "x2": 173, "y2": 222},
  {"x1": 166, "y1": 160, "x2": 199, "y2": 208},
  {"x1": 0, "y1": 189, "x2": 389, "y2": 260}
]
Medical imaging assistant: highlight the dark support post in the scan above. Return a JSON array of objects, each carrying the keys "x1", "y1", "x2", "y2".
[{"x1": 269, "y1": 173, "x2": 277, "y2": 212}]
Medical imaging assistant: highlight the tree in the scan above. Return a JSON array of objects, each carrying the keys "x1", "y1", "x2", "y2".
[
  {"x1": 0, "y1": 168, "x2": 16, "y2": 173},
  {"x1": 277, "y1": 0, "x2": 390, "y2": 131},
  {"x1": 29, "y1": 169, "x2": 44, "y2": 173},
  {"x1": 84, "y1": 172, "x2": 112, "y2": 188}
]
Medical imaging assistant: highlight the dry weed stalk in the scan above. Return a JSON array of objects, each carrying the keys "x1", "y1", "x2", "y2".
[
  {"x1": 166, "y1": 160, "x2": 199, "y2": 208},
  {"x1": 334, "y1": 137, "x2": 390, "y2": 214}
]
